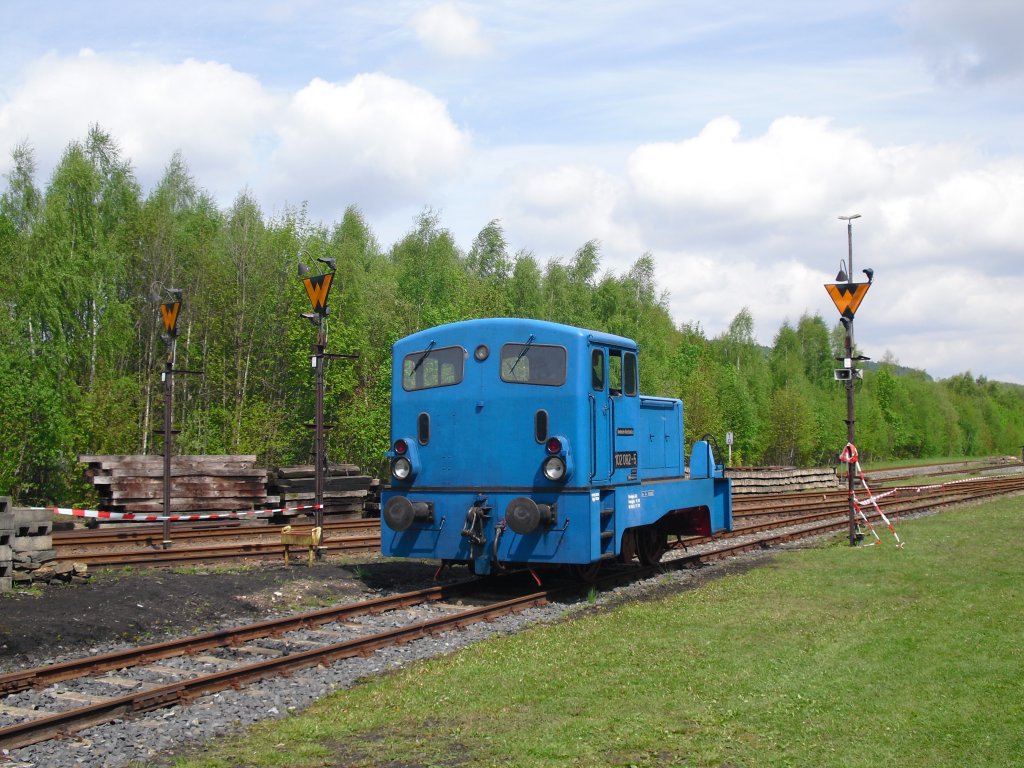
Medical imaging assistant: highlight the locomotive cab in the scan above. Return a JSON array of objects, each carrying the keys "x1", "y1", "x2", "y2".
[{"x1": 381, "y1": 318, "x2": 731, "y2": 576}]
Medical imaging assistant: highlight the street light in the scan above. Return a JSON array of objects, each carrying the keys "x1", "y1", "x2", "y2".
[{"x1": 838, "y1": 214, "x2": 861, "y2": 282}]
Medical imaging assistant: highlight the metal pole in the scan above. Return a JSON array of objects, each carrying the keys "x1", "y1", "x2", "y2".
[
  {"x1": 314, "y1": 325, "x2": 326, "y2": 552},
  {"x1": 162, "y1": 338, "x2": 176, "y2": 548},
  {"x1": 846, "y1": 217, "x2": 854, "y2": 286},
  {"x1": 844, "y1": 328, "x2": 857, "y2": 546},
  {"x1": 844, "y1": 218, "x2": 857, "y2": 547}
]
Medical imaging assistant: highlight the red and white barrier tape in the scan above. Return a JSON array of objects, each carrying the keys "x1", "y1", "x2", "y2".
[
  {"x1": 839, "y1": 443, "x2": 904, "y2": 548},
  {"x1": 39, "y1": 504, "x2": 322, "y2": 523}
]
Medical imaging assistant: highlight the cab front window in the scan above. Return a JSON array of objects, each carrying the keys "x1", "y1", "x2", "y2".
[
  {"x1": 402, "y1": 345, "x2": 465, "y2": 391},
  {"x1": 500, "y1": 343, "x2": 566, "y2": 386}
]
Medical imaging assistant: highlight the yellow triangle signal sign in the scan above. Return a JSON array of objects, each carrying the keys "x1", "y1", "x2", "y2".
[
  {"x1": 825, "y1": 281, "x2": 870, "y2": 320},
  {"x1": 160, "y1": 302, "x2": 181, "y2": 335},
  {"x1": 303, "y1": 272, "x2": 333, "y2": 315}
]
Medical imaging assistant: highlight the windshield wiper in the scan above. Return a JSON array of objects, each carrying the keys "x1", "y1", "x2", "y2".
[
  {"x1": 412, "y1": 340, "x2": 436, "y2": 373},
  {"x1": 508, "y1": 334, "x2": 535, "y2": 376}
]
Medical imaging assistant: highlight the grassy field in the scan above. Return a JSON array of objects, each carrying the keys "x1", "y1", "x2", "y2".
[{"x1": 171, "y1": 498, "x2": 1024, "y2": 768}]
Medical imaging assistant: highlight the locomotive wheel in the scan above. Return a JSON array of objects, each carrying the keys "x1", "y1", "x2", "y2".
[
  {"x1": 636, "y1": 525, "x2": 667, "y2": 566},
  {"x1": 569, "y1": 561, "x2": 602, "y2": 581}
]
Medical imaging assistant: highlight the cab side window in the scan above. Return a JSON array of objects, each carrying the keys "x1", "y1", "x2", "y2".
[
  {"x1": 591, "y1": 349, "x2": 605, "y2": 391},
  {"x1": 609, "y1": 352, "x2": 622, "y2": 394},
  {"x1": 607, "y1": 349, "x2": 637, "y2": 396},
  {"x1": 624, "y1": 352, "x2": 637, "y2": 396}
]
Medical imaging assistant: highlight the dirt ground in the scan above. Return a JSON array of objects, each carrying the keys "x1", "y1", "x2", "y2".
[
  {"x1": 0, "y1": 559, "x2": 447, "y2": 671},
  {"x1": 0, "y1": 547, "x2": 780, "y2": 675}
]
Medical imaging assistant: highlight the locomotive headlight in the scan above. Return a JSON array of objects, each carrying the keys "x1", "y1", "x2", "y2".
[
  {"x1": 542, "y1": 455, "x2": 566, "y2": 481},
  {"x1": 388, "y1": 438, "x2": 418, "y2": 482},
  {"x1": 540, "y1": 434, "x2": 572, "y2": 482},
  {"x1": 392, "y1": 456, "x2": 413, "y2": 480}
]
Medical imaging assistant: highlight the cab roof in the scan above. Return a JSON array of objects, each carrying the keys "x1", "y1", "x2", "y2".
[{"x1": 394, "y1": 318, "x2": 637, "y2": 353}]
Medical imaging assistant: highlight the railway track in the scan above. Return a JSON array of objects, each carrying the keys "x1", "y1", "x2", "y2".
[
  {"x1": 51, "y1": 460, "x2": 1024, "y2": 567},
  {"x1": 0, "y1": 577, "x2": 549, "y2": 750},
  {"x1": 54, "y1": 517, "x2": 376, "y2": 548},
  {"x1": 5, "y1": 472, "x2": 1023, "y2": 753},
  {"x1": 54, "y1": 518, "x2": 380, "y2": 567}
]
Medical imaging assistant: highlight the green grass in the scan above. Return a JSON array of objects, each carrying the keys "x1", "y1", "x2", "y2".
[
  {"x1": 169, "y1": 498, "x2": 1024, "y2": 768},
  {"x1": 863, "y1": 455, "x2": 1004, "y2": 469},
  {"x1": 168, "y1": 563, "x2": 260, "y2": 576}
]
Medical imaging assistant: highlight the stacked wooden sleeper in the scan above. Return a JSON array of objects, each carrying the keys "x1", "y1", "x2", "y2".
[
  {"x1": 265, "y1": 464, "x2": 378, "y2": 518},
  {"x1": 725, "y1": 466, "x2": 841, "y2": 494},
  {"x1": 79, "y1": 455, "x2": 268, "y2": 514}
]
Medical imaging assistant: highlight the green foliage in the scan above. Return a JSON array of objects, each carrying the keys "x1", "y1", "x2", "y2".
[
  {"x1": 1, "y1": 128, "x2": 1022, "y2": 503},
  {"x1": 508, "y1": 251, "x2": 544, "y2": 317}
]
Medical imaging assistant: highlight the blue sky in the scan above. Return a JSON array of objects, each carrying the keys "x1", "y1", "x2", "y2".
[{"x1": 2, "y1": 1, "x2": 1023, "y2": 382}]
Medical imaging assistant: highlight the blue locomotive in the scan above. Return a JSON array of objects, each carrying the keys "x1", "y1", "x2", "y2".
[{"x1": 381, "y1": 318, "x2": 731, "y2": 576}]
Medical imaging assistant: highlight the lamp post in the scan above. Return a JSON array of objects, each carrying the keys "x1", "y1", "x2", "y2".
[{"x1": 839, "y1": 215, "x2": 859, "y2": 547}]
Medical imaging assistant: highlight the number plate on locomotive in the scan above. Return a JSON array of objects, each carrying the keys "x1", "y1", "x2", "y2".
[{"x1": 614, "y1": 451, "x2": 638, "y2": 468}]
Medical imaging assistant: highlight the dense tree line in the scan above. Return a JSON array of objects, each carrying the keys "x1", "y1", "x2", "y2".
[{"x1": 2, "y1": 128, "x2": 1023, "y2": 504}]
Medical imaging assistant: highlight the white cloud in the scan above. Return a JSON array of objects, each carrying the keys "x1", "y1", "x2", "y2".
[
  {"x1": 619, "y1": 116, "x2": 1024, "y2": 272},
  {"x1": 270, "y1": 74, "x2": 471, "y2": 212},
  {"x1": 411, "y1": 2, "x2": 490, "y2": 58},
  {"x1": 877, "y1": 160, "x2": 1024, "y2": 270},
  {"x1": 502, "y1": 163, "x2": 639, "y2": 259},
  {"x1": 494, "y1": 116, "x2": 1024, "y2": 379},
  {"x1": 904, "y1": 0, "x2": 1024, "y2": 84},
  {"x1": 498, "y1": 116, "x2": 1024, "y2": 274},
  {"x1": 654, "y1": 250, "x2": 836, "y2": 338},
  {"x1": 0, "y1": 51, "x2": 470, "y2": 218},
  {"x1": 628, "y1": 116, "x2": 887, "y2": 224},
  {"x1": 0, "y1": 49, "x2": 274, "y2": 192}
]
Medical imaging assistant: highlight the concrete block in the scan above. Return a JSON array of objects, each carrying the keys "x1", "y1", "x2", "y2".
[
  {"x1": 12, "y1": 507, "x2": 53, "y2": 538},
  {"x1": 11, "y1": 505, "x2": 47, "y2": 521},
  {"x1": 12, "y1": 536, "x2": 54, "y2": 554},
  {"x1": 0, "y1": 576, "x2": 11, "y2": 592},
  {"x1": 0, "y1": 501, "x2": 13, "y2": 544},
  {"x1": 0, "y1": 543, "x2": 10, "y2": 561},
  {"x1": 0, "y1": 560, "x2": 10, "y2": 578}
]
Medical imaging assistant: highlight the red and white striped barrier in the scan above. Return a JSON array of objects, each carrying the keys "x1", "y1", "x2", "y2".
[
  {"x1": 839, "y1": 443, "x2": 903, "y2": 548},
  {"x1": 40, "y1": 504, "x2": 323, "y2": 523}
]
